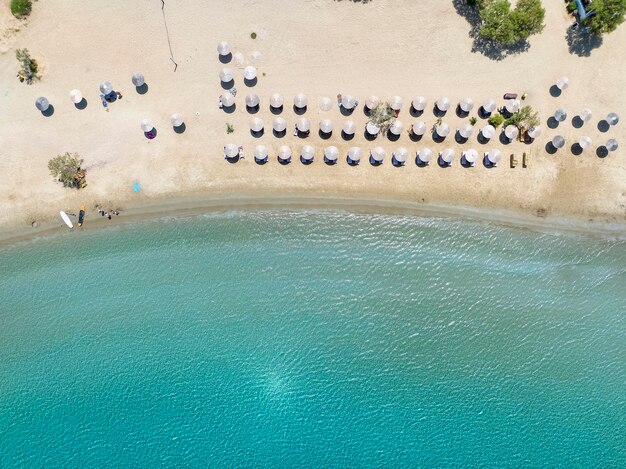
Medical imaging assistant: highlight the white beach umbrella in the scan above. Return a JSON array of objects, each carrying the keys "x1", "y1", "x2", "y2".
[
  {"x1": 296, "y1": 117, "x2": 310, "y2": 132},
  {"x1": 220, "y1": 92, "x2": 235, "y2": 107},
  {"x1": 554, "y1": 108, "x2": 567, "y2": 122},
  {"x1": 459, "y1": 97, "x2": 474, "y2": 113},
  {"x1": 343, "y1": 120, "x2": 356, "y2": 135},
  {"x1": 141, "y1": 118, "x2": 154, "y2": 132},
  {"x1": 171, "y1": 113, "x2": 184, "y2": 127},
  {"x1": 412, "y1": 121, "x2": 427, "y2": 136},
  {"x1": 389, "y1": 120, "x2": 404, "y2": 135},
  {"x1": 606, "y1": 139, "x2": 618, "y2": 151},
  {"x1": 233, "y1": 51, "x2": 245, "y2": 66},
  {"x1": 249, "y1": 50, "x2": 262, "y2": 64},
  {"x1": 319, "y1": 96, "x2": 333, "y2": 111},
  {"x1": 607, "y1": 112, "x2": 619, "y2": 126},
  {"x1": 417, "y1": 148, "x2": 433, "y2": 163},
  {"x1": 278, "y1": 145, "x2": 292, "y2": 160},
  {"x1": 393, "y1": 147, "x2": 408, "y2": 164},
  {"x1": 504, "y1": 125, "x2": 519, "y2": 140},
  {"x1": 389, "y1": 96, "x2": 403, "y2": 111},
  {"x1": 371, "y1": 147, "x2": 386, "y2": 162},
  {"x1": 250, "y1": 117, "x2": 264, "y2": 132},
  {"x1": 224, "y1": 143, "x2": 238, "y2": 159},
  {"x1": 342, "y1": 95, "x2": 356, "y2": 110},
  {"x1": 217, "y1": 41, "x2": 231, "y2": 56},
  {"x1": 243, "y1": 66, "x2": 257, "y2": 80},
  {"x1": 440, "y1": 149, "x2": 455, "y2": 164},
  {"x1": 527, "y1": 126, "x2": 542, "y2": 139},
  {"x1": 505, "y1": 99, "x2": 520, "y2": 114},
  {"x1": 435, "y1": 122, "x2": 450, "y2": 138},
  {"x1": 294, "y1": 93, "x2": 308, "y2": 109},
  {"x1": 219, "y1": 68, "x2": 233, "y2": 82},
  {"x1": 579, "y1": 108, "x2": 593, "y2": 122},
  {"x1": 131, "y1": 73, "x2": 145, "y2": 87},
  {"x1": 482, "y1": 98, "x2": 497, "y2": 113},
  {"x1": 412, "y1": 96, "x2": 427, "y2": 111},
  {"x1": 99, "y1": 81, "x2": 113, "y2": 95},
  {"x1": 458, "y1": 123, "x2": 473, "y2": 139},
  {"x1": 35, "y1": 96, "x2": 50, "y2": 111},
  {"x1": 436, "y1": 96, "x2": 450, "y2": 112},
  {"x1": 556, "y1": 76, "x2": 569, "y2": 90},
  {"x1": 254, "y1": 145, "x2": 268, "y2": 161},
  {"x1": 270, "y1": 93, "x2": 284, "y2": 108},
  {"x1": 324, "y1": 146, "x2": 339, "y2": 162},
  {"x1": 481, "y1": 124, "x2": 496, "y2": 139},
  {"x1": 245, "y1": 93, "x2": 260, "y2": 107},
  {"x1": 273, "y1": 117, "x2": 287, "y2": 132},
  {"x1": 319, "y1": 119, "x2": 333, "y2": 134},
  {"x1": 347, "y1": 147, "x2": 362, "y2": 163},
  {"x1": 365, "y1": 95, "x2": 379, "y2": 110},
  {"x1": 487, "y1": 149, "x2": 502, "y2": 165},
  {"x1": 552, "y1": 135, "x2": 565, "y2": 149},
  {"x1": 464, "y1": 148, "x2": 478, "y2": 164},
  {"x1": 366, "y1": 122, "x2": 380, "y2": 135},
  {"x1": 69, "y1": 89, "x2": 82, "y2": 104},
  {"x1": 578, "y1": 136, "x2": 592, "y2": 149},
  {"x1": 301, "y1": 145, "x2": 314, "y2": 161}
]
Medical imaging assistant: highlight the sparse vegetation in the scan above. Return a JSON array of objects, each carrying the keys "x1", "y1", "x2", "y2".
[
  {"x1": 11, "y1": 0, "x2": 32, "y2": 18},
  {"x1": 48, "y1": 153, "x2": 86, "y2": 189},
  {"x1": 475, "y1": 0, "x2": 545, "y2": 45},
  {"x1": 250, "y1": 32, "x2": 257, "y2": 39},
  {"x1": 504, "y1": 105, "x2": 540, "y2": 131},
  {"x1": 368, "y1": 101, "x2": 396, "y2": 132},
  {"x1": 15, "y1": 48, "x2": 40, "y2": 84},
  {"x1": 488, "y1": 113, "x2": 505, "y2": 127},
  {"x1": 469, "y1": 116, "x2": 477, "y2": 126},
  {"x1": 226, "y1": 123, "x2": 234, "y2": 134}
]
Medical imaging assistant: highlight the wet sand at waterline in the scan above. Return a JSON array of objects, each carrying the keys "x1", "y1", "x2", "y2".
[{"x1": 0, "y1": 0, "x2": 624, "y2": 234}]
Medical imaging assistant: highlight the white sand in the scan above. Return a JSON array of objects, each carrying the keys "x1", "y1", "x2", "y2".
[{"x1": 0, "y1": 0, "x2": 624, "y2": 233}]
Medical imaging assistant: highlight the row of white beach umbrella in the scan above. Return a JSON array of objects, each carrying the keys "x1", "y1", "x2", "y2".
[
  {"x1": 550, "y1": 135, "x2": 619, "y2": 152},
  {"x1": 224, "y1": 144, "x2": 505, "y2": 166}
]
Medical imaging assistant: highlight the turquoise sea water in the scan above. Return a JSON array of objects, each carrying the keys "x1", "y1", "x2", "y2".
[{"x1": 0, "y1": 210, "x2": 625, "y2": 467}]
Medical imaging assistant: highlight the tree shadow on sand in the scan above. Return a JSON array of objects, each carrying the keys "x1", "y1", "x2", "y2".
[
  {"x1": 452, "y1": 0, "x2": 530, "y2": 61},
  {"x1": 565, "y1": 26, "x2": 603, "y2": 57}
]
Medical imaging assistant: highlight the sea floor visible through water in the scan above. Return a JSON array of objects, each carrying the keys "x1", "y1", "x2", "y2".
[{"x1": 1, "y1": 210, "x2": 625, "y2": 466}]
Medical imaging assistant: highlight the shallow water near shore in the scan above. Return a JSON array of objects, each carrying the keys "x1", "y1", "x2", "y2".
[{"x1": 1, "y1": 210, "x2": 625, "y2": 466}]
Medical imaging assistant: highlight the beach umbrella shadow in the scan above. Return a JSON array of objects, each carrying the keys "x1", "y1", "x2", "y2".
[
  {"x1": 545, "y1": 141, "x2": 557, "y2": 155},
  {"x1": 547, "y1": 116, "x2": 559, "y2": 129},
  {"x1": 571, "y1": 143, "x2": 583, "y2": 156},
  {"x1": 409, "y1": 106, "x2": 423, "y2": 118},
  {"x1": 221, "y1": 79, "x2": 234, "y2": 90},
  {"x1": 549, "y1": 85, "x2": 562, "y2": 97},
  {"x1": 597, "y1": 120, "x2": 610, "y2": 132},
  {"x1": 136, "y1": 83, "x2": 149, "y2": 95},
  {"x1": 223, "y1": 104, "x2": 236, "y2": 114},
  {"x1": 572, "y1": 116, "x2": 584, "y2": 128},
  {"x1": 219, "y1": 52, "x2": 232, "y2": 64},
  {"x1": 41, "y1": 105, "x2": 55, "y2": 117},
  {"x1": 74, "y1": 99, "x2": 87, "y2": 110},
  {"x1": 596, "y1": 146, "x2": 609, "y2": 158},
  {"x1": 173, "y1": 123, "x2": 186, "y2": 134},
  {"x1": 244, "y1": 77, "x2": 257, "y2": 87}
]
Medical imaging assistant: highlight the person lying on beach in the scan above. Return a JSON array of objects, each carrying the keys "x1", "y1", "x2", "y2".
[{"x1": 218, "y1": 96, "x2": 224, "y2": 109}]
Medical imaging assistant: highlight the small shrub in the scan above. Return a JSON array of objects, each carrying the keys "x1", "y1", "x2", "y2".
[
  {"x1": 504, "y1": 105, "x2": 540, "y2": 130},
  {"x1": 469, "y1": 116, "x2": 477, "y2": 126},
  {"x1": 226, "y1": 123, "x2": 234, "y2": 134},
  {"x1": 250, "y1": 32, "x2": 257, "y2": 39},
  {"x1": 15, "y1": 48, "x2": 40, "y2": 84},
  {"x1": 488, "y1": 113, "x2": 505, "y2": 127},
  {"x1": 48, "y1": 152, "x2": 86, "y2": 189},
  {"x1": 368, "y1": 101, "x2": 396, "y2": 132},
  {"x1": 11, "y1": 0, "x2": 31, "y2": 18}
]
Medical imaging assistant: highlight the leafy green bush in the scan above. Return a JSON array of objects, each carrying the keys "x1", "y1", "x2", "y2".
[
  {"x1": 15, "y1": 48, "x2": 40, "y2": 84},
  {"x1": 250, "y1": 32, "x2": 257, "y2": 39},
  {"x1": 48, "y1": 153, "x2": 86, "y2": 188},
  {"x1": 488, "y1": 113, "x2": 505, "y2": 127},
  {"x1": 477, "y1": 0, "x2": 545, "y2": 45},
  {"x1": 469, "y1": 116, "x2": 477, "y2": 126},
  {"x1": 11, "y1": 0, "x2": 32, "y2": 18},
  {"x1": 584, "y1": 0, "x2": 626, "y2": 35}
]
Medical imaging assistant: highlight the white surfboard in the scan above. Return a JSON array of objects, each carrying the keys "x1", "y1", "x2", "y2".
[{"x1": 60, "y1": 211, "x2": 73, "y2": 229}]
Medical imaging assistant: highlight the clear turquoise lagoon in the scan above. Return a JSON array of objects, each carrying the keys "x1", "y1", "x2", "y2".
[{"x1": 1, "y1": 210, "x2": 624, "y2": 467}]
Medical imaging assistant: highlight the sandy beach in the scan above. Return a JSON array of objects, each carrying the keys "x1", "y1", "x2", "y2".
[{"x1": 0, "y1": 0, "x2": 624, "y2": 237}]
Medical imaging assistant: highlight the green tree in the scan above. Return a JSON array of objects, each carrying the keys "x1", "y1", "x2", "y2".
[
  {"x1": 477, "y1": 0, "x2": 545, "y2": 45},
  {"x1": 48, "y1": 153, "x2": 85, "y2": 188},
  {"x1": 504, "y1": 105, "x2": 540, "y2": 130},
  {"x1": 584, "y1": 0, "x2": 626, "y2": 34},
  {"x1": 11, "y1": 0, "x2": 31, "y2": 18},
  {"x1": 488, "y1": 113, "x2": 505, "y2": 127}
]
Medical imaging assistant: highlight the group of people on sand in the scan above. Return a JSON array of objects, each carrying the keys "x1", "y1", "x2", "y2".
[
  {"x1": 100, "y1": 91, "x2": 123, "y2": 111},
  {"x1": 97, "y1": 207, "x2": 120, "y2": 220}
]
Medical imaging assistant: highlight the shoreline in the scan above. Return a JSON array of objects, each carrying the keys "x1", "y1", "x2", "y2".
[{"x1": 2, "y1": 193, "x2": 625, "y2": 247}]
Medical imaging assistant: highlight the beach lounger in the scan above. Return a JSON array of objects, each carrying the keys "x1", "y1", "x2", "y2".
[
  {"x1": 510, "y1": 154, "x2": 518, "y2": 168},
  {"x1": 503, "y1": 93, "x2": 518, "y2": 100},
  {"x1": 523, "y1": 152, "x2": 529, "y2": 168}
]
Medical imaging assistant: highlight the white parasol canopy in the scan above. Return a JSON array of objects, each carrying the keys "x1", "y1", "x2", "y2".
[
  {"x1": 171, "y1": 113, "x2": 184, "y2": 127},
  {"x1": 294, "y1": 93, "x2": 308, "y2": 109},
  {"x1": 219, "y1": 68, "x2": 233, "y2": 82},
  {"x1": 487, "y1": 149, "x2": 502, "y2": 164},
  {"x1": 440, "y1": 148, "x2": 455, "y2": 163},
  {"x1": 296, "y1": 117, "x2": 310, "y2": 132},
  {"x1": 389, "y1": 120, "x2": 404, "y2": 135},
  {"x1": 552, "y1": 135, "x2": 565, "y2": 149},
  {"x1": 278, "y1": 145, "x2": 291, "y2": 160},
  {"x1": 436, "y1": 97, "x2": 450, "y2": 112},
  {"x1": 224, "y1": 143, "x2": 238, "y2": 158},
  {"x1": 233, "y1": 51, "x2": 245, "y2": 66},
  {"x1": 99, "y1": 81, "x2": 113, "y2": 95},
  {"x1": 417, "y1": 148, "x2": 433, "y2": 163},
  {"x1": 301, "y1": 145, "x2": 314, "y2": 161},
  {"x1": 459, "y1": 97, "x2": 474, "y2": 113},
  {"x1": 482, "y1": 98, "x2": 497, "y2": 113},
  {"x1": 341, "y1": 95, "x2": 356, "y2": 109},
  {"x1": 343, "y1": 120, "x2": 356, "y2": 135},
  {"x1": 35, "y1": 96, "x2": 50, "y2": 111},
  {"x1": 481, "y1": 124, "x2": 496, "y2": 139},
  {"x1": 412, "y1": 121, "x2": 427, "y2": 135},
  {"x1": 69, "y1": 89, "x2": 82, "y2": 104},
  {"x1": 243, "y1": 66, "x2": 257, "y2": 80},
  {"x1": 220, "y1": 93, "x2": 235, "y2": 107},
  {"x1": 141, "y1": 119, "x2": 154, "y2": 132},
  {"x1": 324, "y1": 146, "x2": 339, "y2": 161},
  {"x1": 412, "y1": 96, "x2": 427, "y2": 111},
  {"x1": 579, "y1": 108, "x2": 593, "y2": 122},
  {"x1": 435, "y1": 122, "x2": 450, "y2": 138},
  {"x1": 347, "y1": 147, "x2": 362, "y2": 162},
  {"x1": 270, "y1": 93, "x2": 284, "y2": 108},
  {"x1": 131, "y1": 73, "x2": 145, "y2": 87},
  {"x1": 365, "y1": 96, "x2": 379, "y2": 110},
  {"x1": 371, "y1": 147, "x2": 386, "y2": 162},
  {"x1": 527, "y1": 126, "x2": 542, "y2": 139},
  {"x1": 319, "y1": 119, "x2": 333, "y2": 133},
  {"x1": 319, "y1": 96, "x2": 332, "y2": 111},
  {"x1": 556, "y1": 76, "x2": 569, "y2": 90},
  {"x1": 393, "y1": 147, "x2": 408, "y2": 163},
  {"x1": 366, "y1": 121, "x2": 380, "y2": 135},
  {"x1": 464, "y1": 149, "x2": 478, "y2": 164},
  {"x1": 504, "y1": 125, "x2": 519, "y2": 140},
  {"x1": 579, "y1": 136, "x2": 592, "y2": 149},
  {"x1": 273, "y1": 117, "x2": 287, "y2": 132},
  {"x1": 606, "y1": 139, "x2": 618, "y2": 151},
  {"x1": 249, "y1": 117, "x2": 264, "y2": 132},
  {"x1": 249, "y1": 50, "x2": 262, "y2": 64},
  {"x1": 458, "y1": 123, "x2": 473, "y2": 139},
  {"x1": 505, "y1": 99, "x2": 520, "y2": 113},
  {"x1": 245, "y1": 93, "x2": 260, "y2": 107},
  {"x1": 607, "y1": 113, "x2": 619, "y2": 126},
  {"x1": 217, "y1": 41, "x2": 231, "y2": 56},
  {"x1": 554, "y1": 108, "x2": 567, "y2": 122},
  {"x1": 254, "y1": 145, "x2": 268, "y2": 160},
  {"x1": 389, "y1": 96, "x2": 403, "y2": 111}
]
